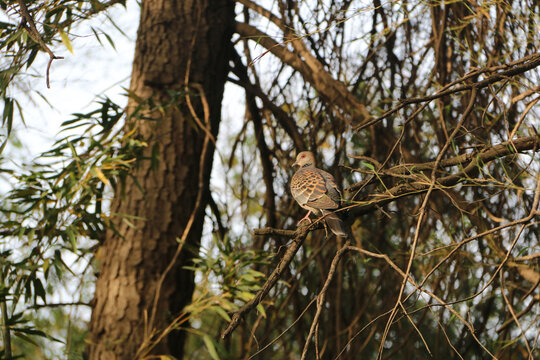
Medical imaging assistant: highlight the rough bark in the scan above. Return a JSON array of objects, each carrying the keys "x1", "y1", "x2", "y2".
[{"x1": 87, "y1": 0, "x2": 234, "y2": 359}]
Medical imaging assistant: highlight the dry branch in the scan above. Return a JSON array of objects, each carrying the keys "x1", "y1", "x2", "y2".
[
  {"x1": 348, "y1": 246, "x2": 496, "y2": 358},
  {"x1": 301, "y1": 241, "x2": 351, "y2": 360},
  {"x1": 377, "y1": 85, "x2": 479, "y2": 359},
  {"x1": 235, "y1": 21, "x2": 371, "y2": 123},
  {"x1": 354, "y1": 52, "x2": 540, "y2": 131},
  {"x1": 346, "y1": 136, "x2": 540, "y2": 216},
  {"x1": 221, "y1": 223, "x2": 311, "y2": 339},
  {"x1": 229, "y1": 48, "x2": 306, "y2": 150}
]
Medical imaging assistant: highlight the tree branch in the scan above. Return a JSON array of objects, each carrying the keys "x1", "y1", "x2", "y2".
[
  {"x1": 354, "y1": 52, "x2": 540, "y2": 131},
  {"x1": 229, "y1": 48, "x2": 306, "y2": 150},
  {"x1": 346, "y1": 136, "x2": 540, "y2": 214},
  {"x1": 235, "y1": 21, "x2": 371, "y2": 123},
  {"x1": 301, "y1": 241, "x2": 351, "y2": 360},
  {"x1": 221, "y1": 223, "x2": 312, "y2": 339}
]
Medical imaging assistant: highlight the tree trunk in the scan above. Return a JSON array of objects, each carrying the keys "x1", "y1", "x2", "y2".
[{"x1": 87, "y1": 0, "x2": 233, "y2": 359}]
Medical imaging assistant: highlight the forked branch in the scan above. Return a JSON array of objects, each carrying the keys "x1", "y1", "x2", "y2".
[{"x1": 17, "y1": 0, "x2": 64, "y2": 88}]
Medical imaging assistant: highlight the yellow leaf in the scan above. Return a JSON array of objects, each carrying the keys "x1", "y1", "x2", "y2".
[
  {"x1": 256, "y1": 303, "x2": 266, "y2": 318},
  {"x1": 94, "y1": 168, "x2": 110, "y2": 187},
  {"x1": 203, "y1": 335, "x2": 220, "y2": 360},
  {"x1": 237, "y1": 291, "x2": 255, "y2": 302},
  {"x1": 59, "y1": 29, "x2": 73, "y2": 54},
  {"x1": 121, "y1": 127, "x2": 137, "y2": 141}
]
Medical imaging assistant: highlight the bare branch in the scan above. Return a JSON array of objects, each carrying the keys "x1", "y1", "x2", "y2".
[
  {"x1": 354, "y1": 52, "x2": 540, "y2": 131},
  {"x1": 346, "y1": 135, "x2": 540, "y2": 212},
  {"x1": 301, "y1": 241, "x2": 351, "y2": 360},
  {"x1": 230, "y1": 48, "x2": 306, "y2": 150},
  {"x1": 499, "y1": 272, "x2": 535, "y2": 358},
  {"x1": 235, "y1": 22, "x2": 371, "y2": 123}
]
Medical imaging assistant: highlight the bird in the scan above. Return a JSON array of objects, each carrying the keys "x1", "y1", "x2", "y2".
[{"x1": 290, "y1": 151, "x2": 347, "y2": 237}]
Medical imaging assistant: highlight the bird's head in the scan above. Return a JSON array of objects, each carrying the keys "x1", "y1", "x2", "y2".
[{"x1": 293, "y1": 151, "x2": 315, "y2": 168}]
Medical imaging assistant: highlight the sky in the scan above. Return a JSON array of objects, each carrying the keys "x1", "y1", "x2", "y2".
[{"x1": 7, "y1": 1, "x2": 139, "y2": 159}]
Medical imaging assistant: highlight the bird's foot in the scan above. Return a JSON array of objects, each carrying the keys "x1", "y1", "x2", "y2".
[{"x1": 297, "y1": 213, "x2": 312, "y2": 226}]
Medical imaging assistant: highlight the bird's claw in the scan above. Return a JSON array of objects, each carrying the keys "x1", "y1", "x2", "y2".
[{"x1": 297, "y1": 217, "x2": 312, "y2": 226}]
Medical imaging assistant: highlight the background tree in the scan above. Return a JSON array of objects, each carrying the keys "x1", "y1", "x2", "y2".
[{"x1": 86, "y1": 0, "x2": 234, "y2": 359}]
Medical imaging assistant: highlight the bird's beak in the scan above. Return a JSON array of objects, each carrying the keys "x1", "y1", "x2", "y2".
[{"x1": 292, "y1": 160, "x2": 299, "y2": 168}]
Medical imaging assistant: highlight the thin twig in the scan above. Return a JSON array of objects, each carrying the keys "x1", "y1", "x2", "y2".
[
  {"x1": 253, "y1": 227, "x2": 297, "y2": 237},
  {"x1": 499, "y1": 272, "x2": 534, "y2": 359},
  {"x1": 248, "y1": 298, "x2": 317, "y2": 360},
  {"x1": 496, "y1": 299, "x2": 538, "y2": 333},
  {"x1": 301, "y1": 241, "x2": 351, "y2": 360},
  {"x1": 377, "y1": 87, "x2": 478, "y2": 359},
  {"x1": 17, "y1": 0, "x2": 64, "y2": 88},
  {"x1": 348, "y1": 246, "x2": 496, "y2": 358},
  {"x1": 28, "y1": 301, "x2": 90, "y2": 309},
  {"x1": 415, "y1": 175, "x2": 540, "y2": 300},
  {"x1": 354, "y1": 52, "x2": 540, "y2": 131}
]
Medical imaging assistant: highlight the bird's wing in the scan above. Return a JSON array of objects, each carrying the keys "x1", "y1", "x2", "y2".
[
  {"x1": 291, "y1": 168, "x2": 339, "y2": 210},
  {"x1": 319, "y1": 169, "x2": 343, "y2": 204}
]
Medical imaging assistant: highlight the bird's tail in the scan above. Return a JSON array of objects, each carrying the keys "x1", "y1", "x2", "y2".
[{"x1": 321, "y1": 210, "x2": 348, "y2": 238}]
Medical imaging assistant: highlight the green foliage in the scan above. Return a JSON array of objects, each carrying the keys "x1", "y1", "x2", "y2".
[
  {"x1": 0, "y1": 0, "x2": 128, "y2": 156},
  {"x1": 183, "y1": 234, "x2": 274, "y2": 359},
  {"x1": 0, "y1": 0, "x2": 126, "y2": 89},
  {"x1": 0, "y1": 96, "x2": 142, "y2": 357}
]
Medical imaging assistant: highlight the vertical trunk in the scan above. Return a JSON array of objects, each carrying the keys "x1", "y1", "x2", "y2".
[{"x1": 88, "y1": 1, "x2": 233, "y2": 359}]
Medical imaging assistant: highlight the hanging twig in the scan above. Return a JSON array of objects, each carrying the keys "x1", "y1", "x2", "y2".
[
  {"x1": 377, "y1": 86, "x2": 479, "y2": 360},
  {"x1": 301, "y1": 241, "x2": 351, "y2": 360},
  {"x1": 17, "y1": 0, "x2": 64, "y2": 88}
]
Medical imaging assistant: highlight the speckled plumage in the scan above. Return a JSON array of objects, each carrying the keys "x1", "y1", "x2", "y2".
[{"x1": 291, "y1": 151, "x2": 347, "y2": 237}]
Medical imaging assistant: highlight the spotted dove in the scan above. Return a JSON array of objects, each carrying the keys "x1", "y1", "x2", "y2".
[{"x1": 290, "y1": 151, "x2": 347, "y2": 237}]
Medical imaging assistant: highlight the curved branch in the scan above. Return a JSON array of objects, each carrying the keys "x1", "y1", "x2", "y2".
[
  {"x1": 237, "y1": 0, "x2": 286, "y2": 30},
  {"x1": 17, "y1": 0, "x2": 64, "y2": 88},
  {"x1": 235, "y1": 22, "x2": 371, "y2": 123},
  {"x1": 229, "y1": 48, "x2": 306, "y2": 150}
]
